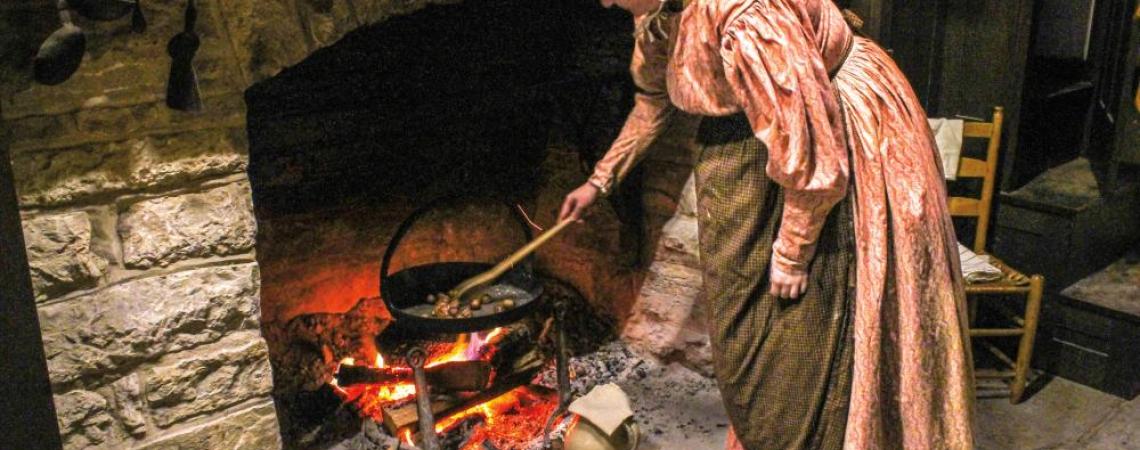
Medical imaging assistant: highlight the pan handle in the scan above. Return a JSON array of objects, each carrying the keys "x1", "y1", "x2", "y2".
[{"x1": 380, "y1": 195, "x2": 535, "y2": 295}]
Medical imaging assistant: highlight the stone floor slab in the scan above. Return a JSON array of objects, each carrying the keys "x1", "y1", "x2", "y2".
[{"x1": 976, "y1": 378, "x2": 1127, "y2": 450}]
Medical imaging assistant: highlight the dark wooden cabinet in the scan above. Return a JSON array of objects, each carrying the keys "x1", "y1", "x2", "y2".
[
  {"x1": 1083, "y1": 0, "x2": 1140, "y2": 191},
  {"x1": 1036, "y1": 294, "x2": 1140, "y2": 399}
]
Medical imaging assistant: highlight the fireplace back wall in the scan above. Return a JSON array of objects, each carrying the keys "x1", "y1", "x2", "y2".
[
  {"x1": 244, "y1": 0, "x2": 638, "y2": 327},
  {"x1": 245, "y1": 0, "x2": 571, "y2": 217}
]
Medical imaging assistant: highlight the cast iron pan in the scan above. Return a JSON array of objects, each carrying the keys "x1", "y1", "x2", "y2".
[{"x1": 380, "y1": 196, "x2": 545, "y2": 335}]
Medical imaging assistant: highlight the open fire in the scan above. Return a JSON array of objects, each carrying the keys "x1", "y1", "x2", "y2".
[{"x1": 328, "y1": 324, "x2": 564, "y2": 449}]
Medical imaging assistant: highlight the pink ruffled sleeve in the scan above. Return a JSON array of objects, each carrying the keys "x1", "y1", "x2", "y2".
[
  {"x1": 588, "y1": 16, "x2": 677, "y2": 195},
  {"x1": 719, "y1": 1, "x2": 849, "y2": 273}
]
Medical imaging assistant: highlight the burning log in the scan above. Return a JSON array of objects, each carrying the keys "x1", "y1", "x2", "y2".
[
  {"x1": 335, "y1": 360, "x2": 492, "y2": 391},
  {"x1": 384, "y1": 367, "x2": 548, "y2": 436},
  {"x1": 382, "y1": 395, "x2": 463, "y2": 435}
]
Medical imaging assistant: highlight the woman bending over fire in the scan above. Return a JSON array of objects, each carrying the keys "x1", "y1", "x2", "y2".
[{"x1": 559, "y1": 0, "x2": 974, "y2": 448}]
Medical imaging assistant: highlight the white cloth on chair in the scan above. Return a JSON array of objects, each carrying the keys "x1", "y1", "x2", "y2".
[
  {"x1": 929, "y1": 118, "x2": 964, "y2": 180},
  {"x1": 958, "y1": 243, "x2": 1003, "y2": 284}
]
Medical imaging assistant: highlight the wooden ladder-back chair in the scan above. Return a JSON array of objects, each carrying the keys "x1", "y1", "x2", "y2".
[{"x1": 948, "y1": 106, "x2": 1046, "y2": 403}]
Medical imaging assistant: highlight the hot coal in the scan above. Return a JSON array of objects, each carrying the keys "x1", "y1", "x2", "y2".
[{"x1": 270, "y1": 273, "x2": 717, "y2": 450}]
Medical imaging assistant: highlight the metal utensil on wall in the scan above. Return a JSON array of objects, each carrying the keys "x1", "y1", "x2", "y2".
[
  {"x1": 34, "y1": 0, "x2": 86, "y2": 86},
  {"x1": 69, "y1": 0, "x2": 147, "y2": 32},
  {"x1": 131, "y1": 0, "x2": 146, "y2": 33},
  {"x1": 70, "y1": 0, "x2": 146, "y2": 31},
  {"x1": 166, "y1": 0, "x2": 201, "y2": 111}
]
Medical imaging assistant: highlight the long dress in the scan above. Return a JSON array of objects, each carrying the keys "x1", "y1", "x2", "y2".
[
  {"x1": 586, "y1": 0, "x2": 975, "y2": 448},
  {"x1": 695, "y1": 113, "x2": 857, "y2": 449}
]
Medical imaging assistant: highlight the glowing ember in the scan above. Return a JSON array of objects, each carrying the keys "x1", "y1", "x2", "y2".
[
  {"x1": 329, "y1": 327, "x2": 558, "y2": 448},
  {"x1": 398, "y1": 386, "x2": 559, "y2": 450},
  {"x1": 332, "y1": 328, "x2": 512, "y2": 425}
]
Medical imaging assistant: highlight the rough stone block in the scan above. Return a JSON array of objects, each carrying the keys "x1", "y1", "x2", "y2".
[
  {"x1": 109, "y1": 373, "x2": 147, "y2": 437},
  {"x1": 38, "y1": 263, "x2": 260, "y2": 388},
  {"x1": 659, "y1": 214, "x2": 700, "y2": 265},
  {"x1": 217, "y1": 0, "x2": 312, "y2": 82},
  {"x1": 145, "y1": 335, "x2": 273, "y2": 427},
  {"x1": 135, "y1": 402, "x2": 280, "y2": 450},
  {"x1": 119, "y1": 182, "x2": 256, "y2": 269},
  {"x1": 621, "y1": 260, "x2": 712, "y2": 372},
  {"x1": 54, "y1": 390, "x2": 119, "y2": 450},
  {"x1": 20, "y1": 211, "x2": 108, "y2": 301},
  {"x1": 297, "y1": 0, "x2": 362, "y2": 48},
  {"x1": 11, "y1": 127, "x2": 248, "y2": 208}
]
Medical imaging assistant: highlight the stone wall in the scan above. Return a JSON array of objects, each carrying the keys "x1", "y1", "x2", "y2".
[
  {"x1": 1, "y1": 0, "x2": 713, "y2": 448},
  {"x1": 622, "y1": 117, "x2": 712, "y2": 374},
  {"x1": 1, "y1": 0, "x2": 459, "y2": 448}
]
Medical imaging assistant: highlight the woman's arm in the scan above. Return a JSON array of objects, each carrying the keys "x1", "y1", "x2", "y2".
[
  {"x1": 587, "y1": 89, "x2": 675, "y2": 195},
  {"x1": 587, "y1": 17, "x2": 677, "y2": 195},
  {"x1": 562, "y1": 16, "x2": 677, "y2": 222},
  {"x1": 720, "y1": 1, "x2": 849, "y2": 296}
]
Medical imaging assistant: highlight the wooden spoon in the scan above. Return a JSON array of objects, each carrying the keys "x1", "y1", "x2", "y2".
[{"x1": 448, "y1": 218, "x2": 576, "y2": 301}]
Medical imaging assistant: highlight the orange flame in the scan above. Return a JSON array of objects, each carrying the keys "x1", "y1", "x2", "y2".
[{"x1": 332, "y1": 327, "x2": 547, "y2": 447}]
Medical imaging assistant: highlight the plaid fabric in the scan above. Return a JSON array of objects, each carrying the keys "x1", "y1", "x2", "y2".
[{"x1": 695, "y1": 114, "x2": 856, "y2": 450}]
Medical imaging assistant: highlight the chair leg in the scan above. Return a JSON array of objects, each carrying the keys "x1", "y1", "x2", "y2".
[{"x1": 1011, "y1": 275, "x2": 1045, "y2": 403}]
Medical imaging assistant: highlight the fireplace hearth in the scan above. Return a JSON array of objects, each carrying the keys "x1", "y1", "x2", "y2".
[
  {"x1": 5, "y1": 0, "x2": 711, "y2": 447},
  {"x1": 242, "y1": 0, "x2": 647, "y2": 447},
  {"x1": 272, "y1": 277, "x2": 616, "y2": 450}
]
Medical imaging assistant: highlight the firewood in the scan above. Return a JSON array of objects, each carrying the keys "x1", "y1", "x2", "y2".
[
  {"x1": 426, "y1": 360, "x2": 493, "y2": 391},
  {"x1": 508, "y1": 347, "x2": 546, "y2": 375},
  {"x1": 382, "y1": 395, "x2": 463, "y2": 434},
  {"x1": 392, "y1": 371, "x2": 540, "y2": 439},
  {"x1": 335, "y1": 360, "x2": 492, "y2": 391}
]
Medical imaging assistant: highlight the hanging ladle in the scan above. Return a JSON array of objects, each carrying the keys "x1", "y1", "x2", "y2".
[
  {"x1": 166, "y1": 0, "x2": 201, "y2": 111},
  {"x1": 33, "y1": 0, "x2": 86, "y2": 86}
]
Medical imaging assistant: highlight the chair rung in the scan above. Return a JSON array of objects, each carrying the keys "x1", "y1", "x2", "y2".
[
  {"x1": 956, "y1": 158, "x2": 989, "y2": 178},
  {"x1": 976, "y1": 389, "x2": 1013, "y2": 399},
  {"x1": 949, "y1": 197, "x2": 981, "y2": 216},
  {"x1": 963, "y1": 121, "x2": 994, "y2": 138},
  {"x1": 971, "y1": 328, "x2": 1024, "y2": 337},
  {"x1": 979, "y1": 340, "x2": 1019, "y2": 370},
  {"x1": 965, "y1": 285, "x2": 1032, "y2": 294},
  {"x1": 976, "y1": 369, "x2": 1017, "y2": 379}
]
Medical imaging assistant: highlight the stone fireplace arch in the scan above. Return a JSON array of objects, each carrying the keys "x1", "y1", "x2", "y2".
[
  {"x1": 1, "y1": 0, "x2": 706, "y2": 447},
  {"x1": 2, "y1": 1, "x2": 475, "y2": 448}
]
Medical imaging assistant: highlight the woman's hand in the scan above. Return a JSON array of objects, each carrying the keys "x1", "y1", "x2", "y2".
[
  {"x1": 559, "y1": 182, "x2": 601, "y2": 223},
  {"x1": 769, "y1": 263, "x2": 809, "y2": 299}
]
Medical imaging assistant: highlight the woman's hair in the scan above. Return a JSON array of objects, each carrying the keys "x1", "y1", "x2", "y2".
[{"x1": 840, "y1": 8, "x2": 865, "y2": 33}]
